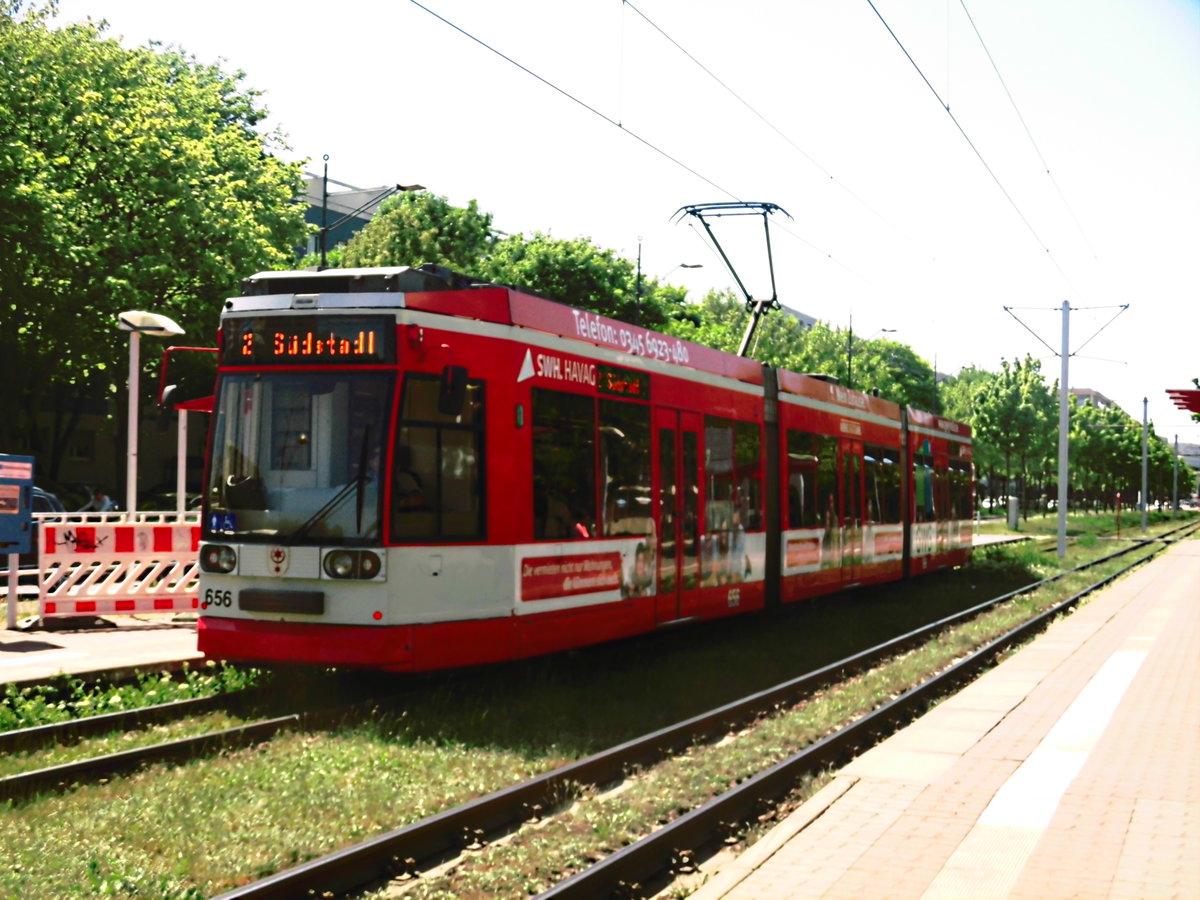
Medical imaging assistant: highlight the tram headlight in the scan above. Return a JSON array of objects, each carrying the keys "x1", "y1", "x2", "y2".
[
  {"x1": 325, "y1": 550, "x2": 356, "y2": 578},
  {"x1": 200, "y1": 544, "x2": 237, "y2": 573},
  {"x1": 322, "y1": 549, "x2": 384, "y2": 580}
]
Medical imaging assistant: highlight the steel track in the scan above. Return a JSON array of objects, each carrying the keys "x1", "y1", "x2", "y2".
[
  {"x1": 211, "y1": 523, "x2": 1196, "y2": 899},
  {"x1": 540, "y1": 523, "x2": 1198, "y2": 898},
  {"x1": 0, "y1": 687, "x2": 398, "y2": 802},
  {"x1": 0, "y1": 714, "x2": 300, "y2": 802}
]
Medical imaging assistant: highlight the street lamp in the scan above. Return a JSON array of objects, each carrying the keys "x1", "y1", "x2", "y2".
[
  {"x1": 634, "y1": 240, "x2": 704, "y2": 325},
  {"x1": 318, "y1": 156, "x2": 424, "y2": 268},
  {"x1": 661, "y1": 263, "x2": 704, "y2": 280},
  {"x1": 118, "y1": 311, "x2": 185, "y2": 518}
]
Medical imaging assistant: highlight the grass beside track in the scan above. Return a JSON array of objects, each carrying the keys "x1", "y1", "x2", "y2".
[
  {"x1": 0, "y1": 661, "x2": 261, "y2": 732},
  {"x1": 0, "y1": 515, "x2": 1191, "y2": 898}
]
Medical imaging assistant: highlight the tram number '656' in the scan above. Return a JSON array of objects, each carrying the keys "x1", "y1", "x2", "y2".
[
  {"x1": 204, "y1": 588, "x2": 233, "y2": 608},
  {"x1": 727, "y1": 588, "x2": 741, "y2": 608}
]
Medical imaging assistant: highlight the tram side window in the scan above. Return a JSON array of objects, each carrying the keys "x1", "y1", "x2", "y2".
[
  {"x1": 864, "y1": 443, "x2": 901, "y2": 524},
  {"x1": 704, "y1": 418, "x2": 735, "y2": 536},
  {"x1": 949, "y1": 459, "x2": 972, "y2": 519},
  {"x1": 600, "y1": 398, "x2": 652, "y2": 538},
  {"x1": 935, "y1": 463, "x2": 950, "y2": 523},
  {"x1": 785, "y1": 430, "x2": 819, "y2": 529},
  {"x1": 816, "y1": 435, "x2": 839, "y2": 529},
  {"x1": 392, "y1": 374, "x2": 485, "y2": 541},
  {"x1": 735, "y1": 420, "x2": 762, "y2": 531},
  {"x1": 913, "y1": 449, "x2": 936, "y2": 522},
  {"x1": 533, "y1": 388, "x2": 596, "y2": 539}
]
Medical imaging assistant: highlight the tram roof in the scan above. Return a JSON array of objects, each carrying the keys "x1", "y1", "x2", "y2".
[
  {"x1": 236, "y1": 265, "x2": 768, "y2": 387},
  {"x1": 232, "y1": 266, "x2": 970, "y2": 435}
]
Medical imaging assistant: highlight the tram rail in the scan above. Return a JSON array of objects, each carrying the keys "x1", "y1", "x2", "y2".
[
  {"x1": 0, "y1": 685, "x2": 404, "y2": 802},
  {"x1": 540, "y1": 520, "x2": 1198, "y2": 899},
  {"x1": 0, "y1": 690, "x2": 241, "y2": 756},
  {"x1": 0, "y1": 714, "x2": 300, "y2": 802}
]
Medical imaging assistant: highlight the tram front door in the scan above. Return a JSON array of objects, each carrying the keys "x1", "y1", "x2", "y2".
[{"x1": 655, "y1": 408, "x2": 703, "y2": 624}]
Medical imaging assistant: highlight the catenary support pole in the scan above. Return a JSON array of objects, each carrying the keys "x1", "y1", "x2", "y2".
[
  {"x1": 1172, "y1": 434, "x2": 1179, "y2": 518},
  {"x1": 1141, "y1": 398, "x2": 1149, "y2": 532},
  {"x1": 1057, "y1": 300, "x2": 1069, "y2": 558}
]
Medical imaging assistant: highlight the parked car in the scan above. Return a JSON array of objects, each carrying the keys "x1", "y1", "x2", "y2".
[
  {"x1": 0, "y1": 486, "x2": 65, "y2": 574},
  {"x1": 34, "y1": 477, "x2": 90, "y2": 512},
  {"x1": 32, "y1": 486, "x2": 65, "y2": 515}
]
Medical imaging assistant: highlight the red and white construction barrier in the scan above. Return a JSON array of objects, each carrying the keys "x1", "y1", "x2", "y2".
[{"x1": 38, "y1": 522, "x2": 200, "y2": 618}]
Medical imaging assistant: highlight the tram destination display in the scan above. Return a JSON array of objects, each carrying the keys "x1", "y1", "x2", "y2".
[{"x1": 222, "y1": 315, "x2": 395, "y2": 365}]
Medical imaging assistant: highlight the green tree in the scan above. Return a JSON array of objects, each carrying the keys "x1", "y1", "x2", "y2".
[
  {"x1": 332, "y1": 196, "x2": 692, "y2": 330},
  {"x1": 337, "y1": 191, "x2": 496, "y2": 272},
  {"x1": 1, "y1": 2, "x2": 306, "y2": 480},
  {"x1": 1069, "y1": 398, "x2": 1136, "y2": 511},
  {"x1": 663, "y1": 289, "x2": 752, "y2": 354},
  {"x1": 940, "y1": 367, "x2": 1005, "y2": 509},
  {"x1": 662, "y1": 294, "x2": 938, "y2": 409},
  {"x1": 663, "y1": 291, "x2": 820, "y2": 363},
  {"x1": 479, "y1": 231, "x2": 687, "y2": 330},
  {"x1": 971, "y1": 356, "x2": 1056, "y2": 516},
  {"x1": 846, "y1": 338, "x2": 937, "y2": 410}
]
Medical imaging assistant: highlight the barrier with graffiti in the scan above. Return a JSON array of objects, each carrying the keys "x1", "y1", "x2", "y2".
[{"x1": 37, "y1": 514, "x2": 201, "y2": 618}]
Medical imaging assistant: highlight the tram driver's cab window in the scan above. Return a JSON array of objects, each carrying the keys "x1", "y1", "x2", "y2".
[{"x1": 391, "y1": 373, "x2": 485, "y2": 541}]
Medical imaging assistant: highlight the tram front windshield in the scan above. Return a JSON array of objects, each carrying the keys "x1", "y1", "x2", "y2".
[{"x1": 204, "y1": 371, "x2": 393, "y2": 544}]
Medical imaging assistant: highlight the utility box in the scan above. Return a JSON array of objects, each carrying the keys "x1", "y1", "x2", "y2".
[{"x1": 0, "y1": 454, "x2": 35, "y2": 555}]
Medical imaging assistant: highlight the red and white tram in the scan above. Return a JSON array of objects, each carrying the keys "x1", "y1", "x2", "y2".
[{"x1": 197, "y1": 265, "x2": 972, "y2": 671}]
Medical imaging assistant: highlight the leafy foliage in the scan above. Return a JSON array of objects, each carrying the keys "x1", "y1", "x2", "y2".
[
  {"x1": 940, "y1": 361, "x2": 1193, "y2": 511},
  {"x1": 0, "y1": 2, "x2": 306, "y2": 478},
  {"x1": 338, "y1": 202, "x2": 690, "y2": 331},
  {"x1": 338, "y1": 191, "x2": 496, "y2": 272},
  {"x1": 664, "y1": 291, "x2": 938, "y2": 409},
  {"x1": 0, "y1": 661, "x2": 261, "y2": 731},
  {"x1": 486, "y1": 232, "x2": 691, "y2": 329}
]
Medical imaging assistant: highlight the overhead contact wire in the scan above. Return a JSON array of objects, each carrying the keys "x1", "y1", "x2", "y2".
[
  {"x1": 865, "y1": 0, "x2": 1081, "y2": 298},
  {"x1": 410, "y1": 0, "x2": 851, "y2": 275},
  {"x1": 957, "y1": 0, "x2": 1102, "y2": 264},
  {"x1": 623, "y1": 0, "x2": 930, "y2": 262},
  {"x1": 408, "y1": 0, "x2": 737, "y2": 200}
]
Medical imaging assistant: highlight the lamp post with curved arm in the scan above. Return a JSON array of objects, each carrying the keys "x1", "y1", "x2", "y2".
[{"x1": 118, "y1": 311, "x2": 185, "y2": 518}]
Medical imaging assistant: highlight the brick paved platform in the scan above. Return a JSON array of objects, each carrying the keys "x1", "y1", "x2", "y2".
[{"x1": 693, "y1": 536, "x2": 1200, "y2": 900}]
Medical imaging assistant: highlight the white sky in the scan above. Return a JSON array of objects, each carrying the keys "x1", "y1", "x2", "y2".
[{"x1": 54, "y1": 0, "x2": 1200, "y2": 440}]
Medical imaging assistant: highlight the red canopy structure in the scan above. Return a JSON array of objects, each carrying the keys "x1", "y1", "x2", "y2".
[{"x1": 1166, "y1": 388, "x2": 1200, "y2": 415}]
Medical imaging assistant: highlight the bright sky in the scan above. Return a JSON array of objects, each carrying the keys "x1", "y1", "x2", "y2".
[{"x1": 54, "y1": 0, "x2": 1200, "y2": 440}]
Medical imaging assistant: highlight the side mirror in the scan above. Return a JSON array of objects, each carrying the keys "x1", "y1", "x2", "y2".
[
  {"x1": 157, "y1": 346, "x2": 217, "y2": 412},
  {"x1": 157, "y1": 385, "x2": 179, "y2": 430},
  {"x1": 438, "y1": 365, "x2": 468, "y2": 415}
]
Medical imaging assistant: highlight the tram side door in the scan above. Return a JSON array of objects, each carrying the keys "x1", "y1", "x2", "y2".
[
  {"x1": 654, "y1": 408, "x2": 703, "y2": 624},
  {"x1": 841, "y1": 440, "x2": 863, "y2": 581}
]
